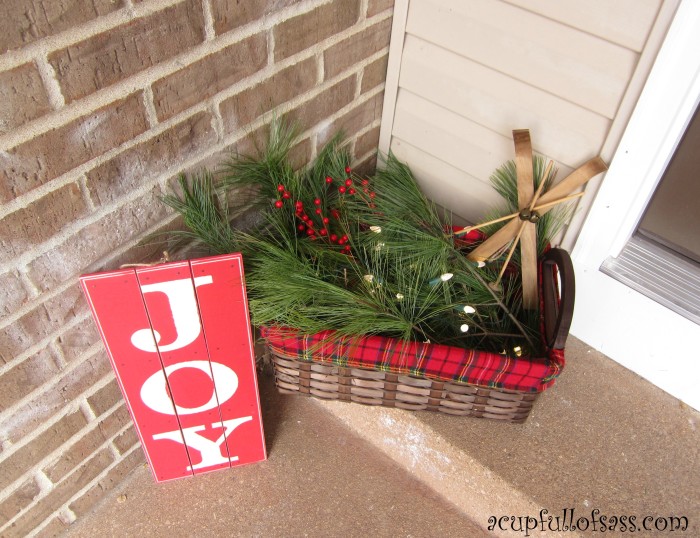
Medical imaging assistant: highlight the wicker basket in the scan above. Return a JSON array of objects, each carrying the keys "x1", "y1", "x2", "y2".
[{"x1": 265, "y1": 248, "x2": 574, "y2": 423}]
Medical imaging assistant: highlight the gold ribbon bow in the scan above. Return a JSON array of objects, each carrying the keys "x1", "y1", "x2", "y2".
[{"x1": 463, "y1": 129, "x2": 608, "y2": 310}]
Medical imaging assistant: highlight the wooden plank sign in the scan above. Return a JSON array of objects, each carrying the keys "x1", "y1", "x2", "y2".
[{"x1": 80, "y1": 253, "x2": 266, "y2": 482}]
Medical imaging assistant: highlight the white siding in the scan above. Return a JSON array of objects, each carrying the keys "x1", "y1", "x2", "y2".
[{"x1": 380, "y1": 0, "x2": 676, "y2": 230}]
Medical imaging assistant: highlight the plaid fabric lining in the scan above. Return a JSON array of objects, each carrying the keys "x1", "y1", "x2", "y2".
[{"x1": 261, "y1": 326, "x2": 564, "y2": 393}]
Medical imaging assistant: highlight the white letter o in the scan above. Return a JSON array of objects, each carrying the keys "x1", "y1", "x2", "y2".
[{"x1": 140, "y1": 360, "x2": 238, "y2": 415}]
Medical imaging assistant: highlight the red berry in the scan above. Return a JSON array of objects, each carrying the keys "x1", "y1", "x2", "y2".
[
  {"x1": 306, "y1": 228, "x2": 315, "y2": 236},
  {"x1": 325, "y1": 176, "x2": 333, "y2": 184},
  {"x1": 322, "y1": 217, "x2": 330, "y2": 224},
  {"x1": 282, "y1": 192, "x2": 291, "y2": 199},
  {"x1": 343, "y1": 245, "x2": 351, "y2": 252},
  {"x1": 302, "y1": 214, "x2": 309, "y2": 221},
  {"x1": 277, "y1": 184, "x2": 285, "y2": 192},
  {"x1": 320, "y1": 229, "x2": 328, "y2": 236},
  {"x1": 369, "y1": 192, "x2": 376, "y2": 199},
  {"x1": 345, "y1": 166, "x2": 352, "y2": 173},
  {"x1": 330, "y1": 234, "x2": 338, "y2": 242},
  {"x1": 339, "y1": 186, "x2": 347, "y2": 194},
  {"x1": 361, "y1": 179, "x2": 369, "y2": 186},
  {"x1": 314, "y1": 198, "x2": 321, "y2": 205},
  {"x1": 295, "y1": 201, "x2": 303, "y2": 209},
  {"x1": 298, "y1": 224, "x2": 305, "y2": 231},
  {"x1": 341, "y1": 235, "x2": 348, "y2": 242},
  {"x1": 348, "y1": 188, "x2": 356, "y2": 195},
  {"x1": 306, "y1": 221, "x2": 314, "y2": 228},
  {"x1": 345, "y1": 178, "x2": 352, "y2": 186},
  {"x1": 315, "y1": 208, "x2": 322, "y2": 214},
  {"x1": 274, "y1": 200, "x2": 283, "y2": 208}
]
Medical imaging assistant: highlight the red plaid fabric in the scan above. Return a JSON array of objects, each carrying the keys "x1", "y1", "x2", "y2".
[{"x1": 261, "y1": 326, "x2": 564, "y2": 393}]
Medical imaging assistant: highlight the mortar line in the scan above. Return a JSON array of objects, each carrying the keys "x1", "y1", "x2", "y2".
[
  {"x1": 0, "y1": 342, "x2": 104, "y2": 430},
  {"x1": 34, "y1": 471, "x2": 54, "y2": 495},
  {"x1": 0, "y1": 36, "x2": 391, "y2": 227},
  {"x1": 49, "y1": 339, "x2": 68, "y2": 369},
  {"x1": 34, "y1": 56, "x2": 65, "y2": 110},
  {"x1": 141, "y1": 86, "x2": 160, "y2": 128},
  {"x1": 0, "y1": 210, "x2": 182, "y2": 333},
  {"x1": 0, "y1": 0, "x2": 188, "y2": 72},
  {"x1": 78, "y1": 174, "x2": 97, "y2": 212},
  {"x1": 59, "y1": 507, "x2": 77, "y2": 525},
  {"x1": 0, "y1": 378, "x2": 122, "y2": 502},
  {"x1": 0, "y1": 8, "x2": 393, "y2": 152},
  {"x1": 1, "y1": 71, "x2": 387, "y2": 277},
  {"x1": 202, "y1": 0, "x2": 216, "y2": 41},
  {"x1": 0, "y1": 313, "x2": 90, "y2": 373},
  {"x1": 2, "y1": 421, "x2": 137, "y2": 535},
  {"x1": 17, "y1": 266, "x2": 41, "y2": 299}
]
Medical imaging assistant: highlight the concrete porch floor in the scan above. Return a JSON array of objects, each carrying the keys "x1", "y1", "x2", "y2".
[{"x1": 65, "y1": 338, "x2": 699, "y2": 537}]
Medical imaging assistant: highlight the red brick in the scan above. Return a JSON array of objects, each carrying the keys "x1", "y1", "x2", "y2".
[
  {"x1": 48, "y1": 0, "x2": 205, "y2": 104},
  {"x1": 0, "y1": 183, "x2": 89, "y2": 258},
  {"x1": 0, "y1": 477, "x2": 40, "y2": 525},
  {"x1": 316, "y1": 91, "x2": 383, "y2": 149},
  {"x1": 45, "y1": 404, "x2": 128, "y2": 483},
  {"x1": 99, "y1": 405, "x2": 132, "y2": 441},
  {"x1": 0, "y1": 93, "x2": 149, "y2": 203},
  {"x1": 55, "y1": 321, "x2": 100, "y2": 364},
  {"x1": 0, "y1": 63, "x2": 53, "y2": 133},
  {"x1": 212, "y1": 0, "x2": 299, "y2": 35},
  {"x1": 324, "y1": 18, "x2": 391, "y2": 80},
  {"x1": 85, "y1": 112, "x2": 215, "y2": 205},
  {"x1": 87, "y1": 378, "x2": 122, "y2": 417},
  {"x1": 114, "y1": 424, "x2": 140, "y2": 455},
  {"x1": 220, "y1": 56, "x2": 318, "y2": 131},
  {"x1": 26, "y1": 187, "x2": 169, "y2": 292},
  {"x1": 152, "y1": 33, "x2": 267, "y2": 121},
  {"x1": 355, "y1": 125, "x2": 381, "y2": 158},
  {"x1": 361, "y1": 53, "x2": 388, "y2": 93},
  {"x1": 367, "y1": 0, "x2": 394, "y2": 17},
  {"x1": 68, "y1": 449, "x2": 143, "y2": 518},
  {"x1": 101, "y1": 215, "x2": 185, "y2": 269},
  {"x1": 274, "y1": 0, "x2": 361, "y2": 61},
  {"x1": 8, "y1": 448, "x2": 114, "y2": 537},
  {"x1": 0, "y1": 409, "x2": 87, "y2": 492},
  {"x1": 0, "y1": 285, "x2": 88, "y2": 364},
  {"x1": 0, "y1": 347, "x2": 60, "y2": 412},
  {"x1": 0, "y1": 353, "x2": 112, "y2": 444},
  {"x1": 283, "y1": 76, "x2": 356, "y2": 132},
  {"x1": 0, "y1": 0, "x2": 123, "y2": 53},
  {"x1": 354, "y1": 152, "x2": 377, "y2": 177},
  {"x1": 0, "y1": 271, "x2": 30, "y2": 319}
]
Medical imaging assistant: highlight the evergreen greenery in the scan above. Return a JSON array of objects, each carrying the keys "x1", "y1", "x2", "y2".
[{"x1": 160, "y1": 121, "x2": 570, "y2": 358}]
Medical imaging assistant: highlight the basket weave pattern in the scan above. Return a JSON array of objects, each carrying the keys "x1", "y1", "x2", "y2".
[{"x1": 270, "y1": 353, "x2": 539, "y2": 423}]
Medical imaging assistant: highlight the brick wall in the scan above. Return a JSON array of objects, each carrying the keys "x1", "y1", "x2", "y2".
[{"x1": 0, "y1": 0, "x2": 394, "y2": 535}]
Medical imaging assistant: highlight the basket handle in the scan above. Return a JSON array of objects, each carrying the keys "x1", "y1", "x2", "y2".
[{"x1": 541, "y1": 248, "x2": 575, "y2": 350}]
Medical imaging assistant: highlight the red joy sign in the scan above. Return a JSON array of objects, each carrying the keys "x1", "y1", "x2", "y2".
[{"x1": 80, "y1": 254, "x2": 266, "y2": 482}]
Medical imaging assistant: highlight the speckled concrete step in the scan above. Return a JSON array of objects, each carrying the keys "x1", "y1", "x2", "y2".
[
  {"x1": 63, "y1": 337, "x2": 699, "y2": 537},
  {"x1": 313, "y1": 337, "x2": 699, "y2": 537},
  {"x1": 62, "y1": 373, "x2": 488, "y2": 538}
]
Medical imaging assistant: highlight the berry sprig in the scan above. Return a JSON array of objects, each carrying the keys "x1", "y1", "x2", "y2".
[{"x1": 272, "y1": 166, "x2": 368, "y2": 254}]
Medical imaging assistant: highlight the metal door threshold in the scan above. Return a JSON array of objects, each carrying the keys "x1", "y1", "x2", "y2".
[{"x1": 601, "y1": 235, "x2": 700, "y2": 325}]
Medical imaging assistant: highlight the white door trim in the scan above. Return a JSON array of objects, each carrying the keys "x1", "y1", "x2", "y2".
[{"x1": 571, "y1": 0, "x2": 700, "y2": 411}]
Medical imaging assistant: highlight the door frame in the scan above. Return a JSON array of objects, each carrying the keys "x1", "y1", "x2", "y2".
[{"x1": 570, "y1": 0, "x2": 700, "y2": 410}]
